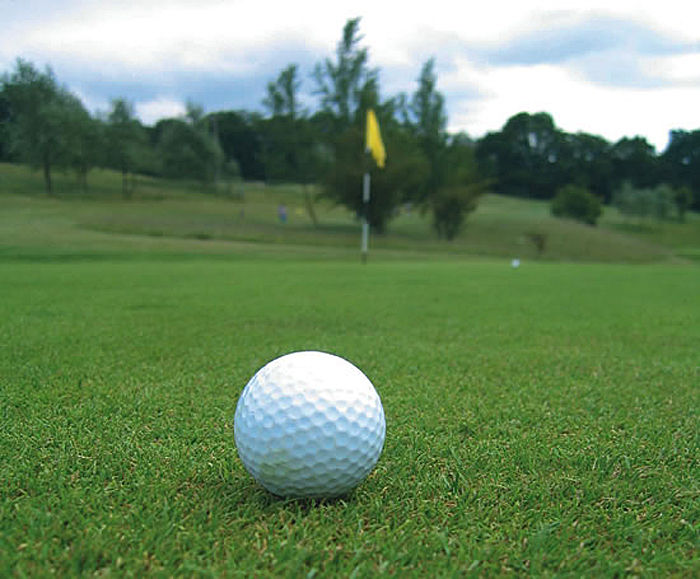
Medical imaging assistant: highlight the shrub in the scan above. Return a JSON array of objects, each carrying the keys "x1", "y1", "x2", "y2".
[
  {"x1": 673, "y1": 186, "x2": 693, "y2": 222},
  {"x1": 652, "y1": 184, "x2": 676, "y2": 221},
  {"x1": 613, "y1": 182, "x2": 680, "y2": 222},
  {"x1": 551, "y1": 184, "x2": 602, "y2": 226},
  {"x1": 432, "y1": 185, "x2": 480, "y2": 240}
]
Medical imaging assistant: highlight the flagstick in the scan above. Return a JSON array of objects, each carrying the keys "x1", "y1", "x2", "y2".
[{"x1": 361, "y1": 171, "x2": 370, "y2": 264}]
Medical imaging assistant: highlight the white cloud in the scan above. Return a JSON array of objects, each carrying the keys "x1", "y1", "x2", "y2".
[
  {"x1": 446, "y1": 58, "x2": 700, "y2": 150},
  {"x1": 3, "y1": 0, "x2": 700, "y2": 148},
  {"x1": 9, "y1": 1, "x2": 697, "y2": 72},
  {"x1": 8, "y1": 1, "x2": 333, "y2": 73},
  {"x1": 652, "y1": 52, "x2": 700, "y2": 85},
  {"x1": 135, "y1": 97, "x2": 186, "y2": 125}
]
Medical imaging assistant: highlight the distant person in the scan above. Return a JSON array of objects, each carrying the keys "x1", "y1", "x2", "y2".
[{"x1": 278, "y1": 204, "x2": 287, "y2": 224}]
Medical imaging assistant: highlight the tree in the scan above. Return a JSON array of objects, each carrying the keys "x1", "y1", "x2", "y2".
[
  {"x1": 407, "y1": 61, "x2": 484, "y2": 238},
  {"x1": 0, "y1": 89, "x2": 10, "y2": 161},
  {"x1": 314, "y1": 22, "x2": 485, "y2": 235},
  {"x1": 104, "y1": 98, "x2": 146, "y2": 198},
  {"x1": 208, "y1": 111, "x2": 265, "y2": 181},
  {"x1": 673, "y1": 186, "x2": 693, "y2": 222},
  {"x1": 58, "y1": 92, "x2": 102, "y2": 192},
  {"x1": 263, "y1": 64, "x2": 302, "y2": 120},
  {"x1": 430, "y1": 135, "x2": 488, "y2": 240},
  {"x1": 158, "y1": 102, "x2": 223, "y2": 184},
  {"x1": 476, "y1": 112, "x2": 565, "y2": 199},
  {"x1": 661, "y1": 129, "x2": 700, "y2": 211},
  {"x1": 313, "y1": 19, "x2": 404, "y2": 232},
  {"x1": 409, "y1": 58, "x2": 448, "y2": 201},
  {"x1": 613, "y1": 182, "x2": 677, "y2": 222},
  {"x1": 323, "y1": 119, "x2": 429, "y2": 233},
  {"x1": 261, "y1": 64, "x2": 307, "y2": 182},
  {"x1": 652, "y1": 184, "x2": 676, "y2": 221},
  {"x1": 610, "y1": 136, "x2": 659, "y2": 190},
  {"x1": 261, "y1": 65, "x2": 326, "y2": 224},
  {"x1": 551, "y1": 184, "x2": 603, "y2": 225},
  {"x1": 1, "y1": 59, "x2": 74, "y2": 194},
  {"x1": 313, "y1": 20, "x2": 438, "y2": 233},
  {"x1": 158, "y1": 120, "x2": 220, "y2": 183},
  {"x1": 561, "y1": 132, "x2": 615, "y2": 203},
  {"x1": 313, "y1": 18, "x2": 377, "y2": 129}
]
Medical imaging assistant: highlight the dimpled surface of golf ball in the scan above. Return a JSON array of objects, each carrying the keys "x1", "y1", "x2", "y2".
[{"x1": 234, "y1": 351, "x2": 386, "y2": 498}]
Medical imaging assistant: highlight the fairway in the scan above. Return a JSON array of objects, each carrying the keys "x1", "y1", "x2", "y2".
[
  {"x1": 2, "y1": 162, "x2": 700, "y2": 264},
  {"x1": 1, "y1": 258, "x2": 697, "y2": 576}
]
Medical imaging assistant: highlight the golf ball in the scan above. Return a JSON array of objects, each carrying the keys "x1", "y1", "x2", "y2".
[{"x1": 234, "y1": 351, "x2": 386, "y2": 498}]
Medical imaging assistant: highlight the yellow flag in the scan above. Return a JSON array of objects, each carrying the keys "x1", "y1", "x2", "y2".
[{"x1": 365, "y1": 109, "x2": 386, "y2": 168}]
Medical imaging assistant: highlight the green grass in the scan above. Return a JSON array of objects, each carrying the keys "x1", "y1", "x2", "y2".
[
  {"x1": 1, "y1": 260, "x2": 698, "y2": 576},
  {"x1": 1, "y1": 163, "x2": 698, "y2": 575},
  {"x1": 2, "y1": 162, "x2": 699, "y2": 263}
]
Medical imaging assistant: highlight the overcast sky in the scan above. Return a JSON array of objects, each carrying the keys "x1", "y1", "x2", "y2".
[{"x1": 3, "y1": 0, "x2": 699, "y2": 151}]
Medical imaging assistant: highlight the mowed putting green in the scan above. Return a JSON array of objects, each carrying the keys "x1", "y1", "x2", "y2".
[{"x1": 1, "y1": 258, "x2": 697, "y2": 576}]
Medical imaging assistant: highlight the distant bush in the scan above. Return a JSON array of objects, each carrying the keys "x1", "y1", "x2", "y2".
[
  {"x1": 551, "y1": 184, "x2": 602, "y2": 226},
  {"x1": 673, "y1": 186, "x2": 693, "y2": 222},
  {"x1": 432, "y1": 185, "x2": 480, "y2": 240},
  {"x1": 613, "y1": 182, "x2": 678, "y2": 221}
]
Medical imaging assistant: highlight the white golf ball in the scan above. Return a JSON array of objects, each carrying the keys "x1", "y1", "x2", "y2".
[{"x1": 234, "y1": 351, "x2": 386, "y2": 498}]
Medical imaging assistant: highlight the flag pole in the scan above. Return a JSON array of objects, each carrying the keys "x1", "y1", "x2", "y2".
[
  {"x1": 363, "y1": 108, "x2": 384, "y2": 264},
  {"x1": 361, "y1": 171, "x2": 370, "y2": 264}
]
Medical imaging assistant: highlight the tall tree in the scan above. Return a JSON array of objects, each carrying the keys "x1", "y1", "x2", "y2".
[
  {"x1": 60, "y1": 92, "x2": 101, "y2": 192},
  {"x1": 430, "y1": 134, "x2": 488, "y2": 240},
  {"x1": 411, "y1": 60, "x2": 447, "y2": 145},
  {"x1": 1, "y1": 59, "x2": 70, "y2": 194},
  {"x1": 262, "y1": 64, "x2": 305, "y2": 181},
  {"x1": 313, "y1": 17, "x2": 377, "y2": 129},
  {"x1": 312, "y1": 20, "x2": 429, "y2": 232},
  {"x1": 476, "y1": 112, "x2": 564, "y2": 199},
  {"x1": 158, "y1": 102, "x2": 223, "y2": 183},
  {"x1": 662, "y1": 129, "x2": 700, "y2": 211},
  {"x1": 105, "y1": 98, "x2": 146, "y2": 198},
  {"x1": 610, "y1": 136, "x2": 659, "y2": 190},
  {"x1": 409, "y1": 58, "x2": 448, "y2": 200},
  {"x1": 262, "y1": 64, "x2": 330, "y2": 225},
  {"x1": 263, "y1": 64, "x2": 302, "y2": 120},
  {"x1": 0, "y1": 89, "x2": 10, "y2": 161},
  {"x1": 561, "y1": 132, "x2": 614, "y2": 202},
  {"x1": 407, "y1": 60, "x2": 484, "y2": 239},
  {"x1": 208, "y1": 110, "x2": 265, "y2": 181}
]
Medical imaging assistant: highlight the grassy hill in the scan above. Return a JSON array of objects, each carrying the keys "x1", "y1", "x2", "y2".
[{"x1": 1, "y1": 162, "x2": 698, "y2": 262}]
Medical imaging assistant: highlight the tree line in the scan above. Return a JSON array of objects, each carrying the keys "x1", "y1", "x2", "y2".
[
  {"x1": 477, "y1": 111, "x2": 697, "y2": 223},
  {"x1": 1, "y1": 18, "x2": 697, "y2": 238}
]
